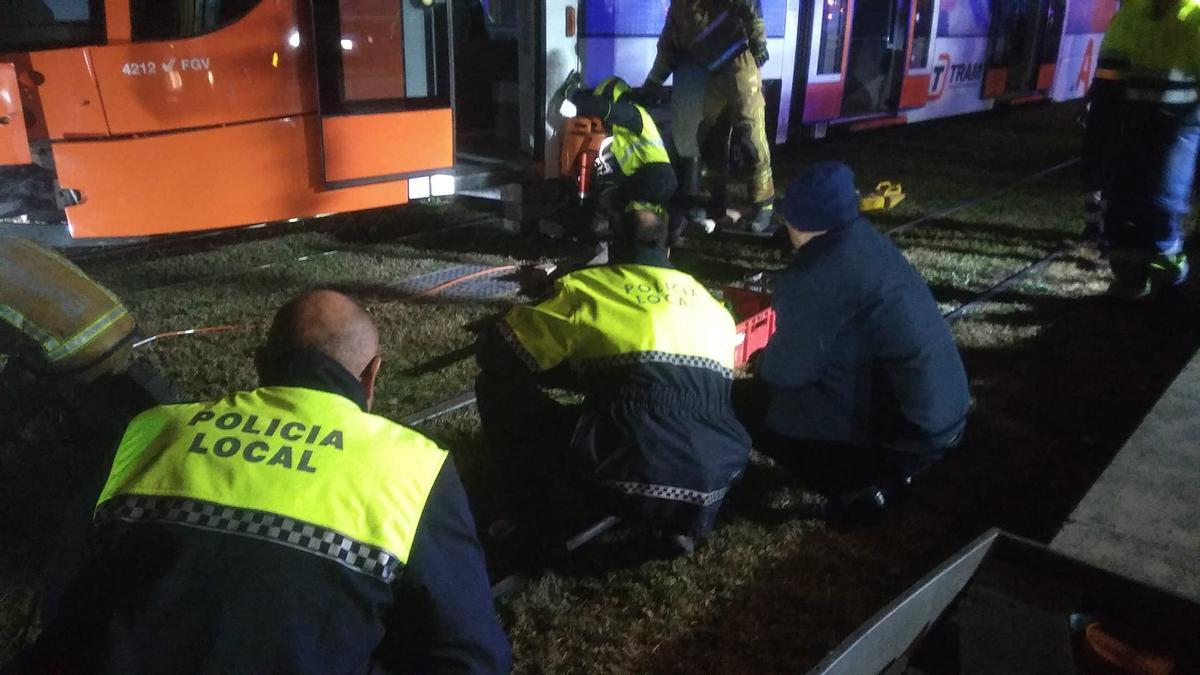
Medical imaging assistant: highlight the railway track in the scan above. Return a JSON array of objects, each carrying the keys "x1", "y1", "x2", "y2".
[
  {"x1": 380, "y1": 160, "x2": 1087, "y2": 597},
  {"x1": 397, "y1": 158, "x2": 1084, "y2": 427},
  {"x1": 75, "y1": 213, "x2": 504, "y2": 298},
  {"x1": 94, "y1": 157, "x2": 1083, "y2": 597}
]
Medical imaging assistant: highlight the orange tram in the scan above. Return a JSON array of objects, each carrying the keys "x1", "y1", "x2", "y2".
[{"x1": 1, "y1": 0, "x2": 456, "y2": 242}]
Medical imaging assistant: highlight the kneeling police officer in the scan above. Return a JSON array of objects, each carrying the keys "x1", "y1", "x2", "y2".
[
  {"x1": 567, "y1": 76, "x2": 678, "y2": 238},
  {"x1": 475, "y1": 210, "x2": 751, "y2": 554}
]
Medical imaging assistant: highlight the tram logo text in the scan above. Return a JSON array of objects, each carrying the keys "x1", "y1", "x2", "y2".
[{"x1": 929, "y1": 53, "x2": 985, "y2": 101}]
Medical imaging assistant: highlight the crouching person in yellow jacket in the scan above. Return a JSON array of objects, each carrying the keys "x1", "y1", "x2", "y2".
[
  {"x1": 568, "y1": 76, "x2": 679, "y2": 242},
  {"x1": 475, "y1": 209, "x2": 751, "y2": 556}
]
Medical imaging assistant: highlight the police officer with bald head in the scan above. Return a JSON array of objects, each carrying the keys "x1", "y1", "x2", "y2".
[{"x1": 12, "y1": 290, "x2": 510, "y2": 674}]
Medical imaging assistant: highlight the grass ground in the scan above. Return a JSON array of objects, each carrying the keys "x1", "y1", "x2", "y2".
[{"x1": 3, "y1": 102, "x2": 1199, "y2": 672}]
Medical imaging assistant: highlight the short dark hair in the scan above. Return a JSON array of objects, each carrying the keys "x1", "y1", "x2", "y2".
[{"x1": 620, "y1": 208, "x2": 668, "y2": 248}]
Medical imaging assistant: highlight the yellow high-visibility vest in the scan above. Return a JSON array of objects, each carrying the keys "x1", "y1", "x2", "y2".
[
  {"x1": 1100, "y1": 0, "x2": 1200, "y2": 103},
  {"x1": 610, "y1": 105, "x2": 671, "y2": 177},
  {"x1": 96, "y1": 386, "x2": 448, "y2": 583},
  {"x1": 503, "y1": 264, "x2": 737, "y2": 376}
]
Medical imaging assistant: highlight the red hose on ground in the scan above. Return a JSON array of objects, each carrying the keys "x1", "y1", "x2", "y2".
[{"x1": 406, "y1": 264, "x2": 519, "y2": 300}]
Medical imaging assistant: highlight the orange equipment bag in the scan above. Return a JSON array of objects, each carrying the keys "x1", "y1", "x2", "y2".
[{"x1": 559, "y1": 116, "x2": 607, "y2": 177}]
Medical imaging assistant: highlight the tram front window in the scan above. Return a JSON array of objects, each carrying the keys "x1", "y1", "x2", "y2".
[{"x1": 0, "y1": 0, "x2": 103, "y2": 52}]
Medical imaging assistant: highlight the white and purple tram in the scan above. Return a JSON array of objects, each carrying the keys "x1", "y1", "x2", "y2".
[
  {"x1": 576, "y1": 0, "x2": 1117, "y2": 141},
  {"x1": 465, "y1": 0, "x2": 1116, "y2": 179}
]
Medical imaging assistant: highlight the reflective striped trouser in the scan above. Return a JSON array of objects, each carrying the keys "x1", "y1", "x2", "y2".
[
  {"x1": 698, "y1": 51, "x2": 775, "y2": 206},
  {"x1": 1106, "y1": 99, "x2": 1200, "y2": 257}
]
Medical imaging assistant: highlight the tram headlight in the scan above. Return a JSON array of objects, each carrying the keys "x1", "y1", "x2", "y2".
[
  {"x1": 409, "y1": 176, "x2": 431, "y2": 200},
  {"x1": 430, "y1": 174, "x2": 455, "y2": 197}
]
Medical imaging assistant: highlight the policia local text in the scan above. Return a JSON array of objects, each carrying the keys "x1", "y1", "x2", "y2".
[{"x1": 183, "y1": 410, "x2": 345, "y2": 473}]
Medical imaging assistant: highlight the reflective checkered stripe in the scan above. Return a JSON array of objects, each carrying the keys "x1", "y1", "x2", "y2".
[
  {"x1": 96, "y1": 494, "x2": 402, "y2": 583},
  {"x1": 604, "y1": 481, "x2": 729, "y2": 507},
  {"x1": 578, "y1": 351, "x2": 734, "y2": 379},
  {"x1": 497, "y1": 320, "x2": 542, "y2": 372}
]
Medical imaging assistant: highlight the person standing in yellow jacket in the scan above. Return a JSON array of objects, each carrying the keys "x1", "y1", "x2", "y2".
[
  {"x1": 642, "y1": 0, "x2": 776, "y2": 234},
  {"x1": 1099, "y1": 0, "x2": 1200, "y2": 298}
]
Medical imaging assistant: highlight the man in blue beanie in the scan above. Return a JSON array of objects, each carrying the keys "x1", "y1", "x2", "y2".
[{"x1": 735, "y1": 162, "x2": 970, "y2": 522}]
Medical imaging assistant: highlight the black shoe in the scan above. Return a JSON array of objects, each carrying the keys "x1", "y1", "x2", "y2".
[{"x1": 824, "y1": 486, "x2": 888, "y2": 530}]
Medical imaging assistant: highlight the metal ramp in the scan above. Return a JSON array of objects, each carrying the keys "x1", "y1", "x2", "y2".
[{"x1": 1052, "y1": 348, "x2": 1200, "y2": 603}]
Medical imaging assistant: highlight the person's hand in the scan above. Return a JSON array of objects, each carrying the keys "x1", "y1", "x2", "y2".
[
  {"x1": 635, "y1": 81, "x2": 665, "y2": 107},
  {"x1": 753, "y1": 47, "x2": 769, "y2": 68}
]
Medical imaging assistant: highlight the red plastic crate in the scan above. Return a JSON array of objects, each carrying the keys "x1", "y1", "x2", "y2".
[{"x1": 723, "y1": 285, "x2": 775, "y2": 368}]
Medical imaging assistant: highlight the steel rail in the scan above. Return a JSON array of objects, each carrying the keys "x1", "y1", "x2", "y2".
[
  {"x1": 120, "y1": 215, "x2": 503, "y2": 297},
  {"x1": 942, "y1": 245, "x2": 1072, "y2": 323},
  {"x1": 886, "y1": 158, "x2": 1080, "y2": 236}
]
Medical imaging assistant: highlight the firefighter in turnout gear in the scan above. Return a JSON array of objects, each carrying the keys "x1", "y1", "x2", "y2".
[
  {"x1": 1100, "y1": 0, "x2": 1200, "y2": 298},
  {"x1": 643, "y1": 0, "x2": 776, "y2": 233},
  {"x1": 475, "y1": 210, "x2": 751, "y2": 555},
  {"x1": 568, "y1": 76, "x2": 678, "y2": 229},
  {"x1": 12, "y1": 291, "x2": 510, "y2": 674}
]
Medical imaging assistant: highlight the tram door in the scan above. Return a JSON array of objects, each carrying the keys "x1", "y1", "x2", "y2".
[
  {"x1": 311, "y1": 0, "x2": 453, "y2": 186},
  {"x1": 841, "y1": 0, "x2": 912, "y2": 118},
  {"x1": 983, "y1": 0, "x2": 1066, "y2": 98}
]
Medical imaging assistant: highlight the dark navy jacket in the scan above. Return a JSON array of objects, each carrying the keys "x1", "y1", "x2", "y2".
[
  {"x1": 10, "y1": 351, "x2": 510, "y2": 675},
  {"x1": 760, "y1": 218, "x2": 969, "y2": 452}
]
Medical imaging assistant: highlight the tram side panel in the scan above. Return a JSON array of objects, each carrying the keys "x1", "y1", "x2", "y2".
[
  {"x1": 1049, "y1": 0, "x2": 1117, "y2": 103},
  {"x1": 578, "y1": 2, "x2": 790, "y2": 86},
  {"x1": 906, "y1": 0, "x2": 996, "y2": 124}
]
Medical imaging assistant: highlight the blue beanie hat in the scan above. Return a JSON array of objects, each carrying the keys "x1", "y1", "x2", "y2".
[{"x1": 780, "y1": 161, "x2": 860, "y2": 232}]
